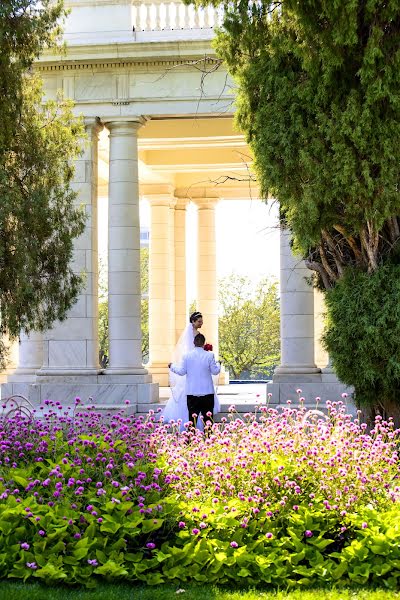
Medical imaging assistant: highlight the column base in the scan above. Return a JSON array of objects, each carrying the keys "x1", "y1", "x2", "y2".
[
  {"x1": 273, "y1": 365, "x2": 322, "y2": 382},
  {"x1": 104, "y1": 367, "x2": 148, "y2": 376}
]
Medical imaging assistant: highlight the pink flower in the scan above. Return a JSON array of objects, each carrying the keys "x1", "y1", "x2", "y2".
[
  {"x1": 230, "y1": 541, "x2": 238, "y2": 548},
  {"x1": 305, "y1": 530, "x2": 313, "y2": 538}
]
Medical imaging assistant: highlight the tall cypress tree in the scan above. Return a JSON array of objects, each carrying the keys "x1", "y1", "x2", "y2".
[
  {"x1": 186, "y1": 0, "x2": 400, "y2": 415},
  {"x1": 0, "y1": 1, "x2": 85, "y2": 365}
]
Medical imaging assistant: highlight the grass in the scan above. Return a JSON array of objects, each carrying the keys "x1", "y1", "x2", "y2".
[{"x1": 0, "y1": 583, "x2": 398, "y2": 600}]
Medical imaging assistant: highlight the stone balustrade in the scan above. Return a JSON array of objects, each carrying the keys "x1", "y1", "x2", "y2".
[{"x1": 133, "y1": 1, "x2": 222, "y2": 32}]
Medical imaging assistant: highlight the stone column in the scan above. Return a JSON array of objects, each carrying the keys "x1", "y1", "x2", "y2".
[
  {"x1": 0, "y1": 334, "x2": 34, "y2": 393},
  {"x1": 273, "y1": 229, "x2": 320, "y2": 380},
  {"x1": 174, "y1": 199, "x2": 188, "y2": 343},
  {"x1": 195, "y1": 198, "x2": 219, "y2": 355},
  {"x1": 105, "y1": 119, "x2": 147, "y2": 375},
  {"x1": 37, "y1": 119, "x2": 102, "y2": 378},
  {"x1": 147, "y1": 195, "x2": 176, "y2": 386},
  {"x1": 267, "y1": 229, "x2": 321, "y2": 404},
  {"x1": 14, "y1": 333, "x2": 43, "y2": 377},
  {"x1": 314, "y1": 287, "x2": 329, "y2": 370}
]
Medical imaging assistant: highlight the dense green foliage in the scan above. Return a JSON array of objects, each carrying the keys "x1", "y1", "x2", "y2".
[
  {"x1": 202, "y1": 0, "x2": 400, "y2": 287},
  {"x1": 98, "y1": 248, "x2": 149, "y2": 367},
  {"x1": 0, "y1": 0, "x2": 85, "y2": 364},
  {"x1": 185, "y1": 0, "x2": 400, "y2": 411},
  {"x1": 322, "y1": 263, "x2": 400, "y2": 419},
  {"x1": 218, "y1": 275, "x2": 280, "y2": 378}
]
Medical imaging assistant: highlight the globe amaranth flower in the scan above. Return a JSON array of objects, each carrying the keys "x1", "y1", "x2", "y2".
[
  {"x1": 230, "y1": 541, "x2": 238, "y2": 548},
  {"x1": 305, "y1": 530, "x2": 313, "y2": 538},
  {"x1": 146, "y1": 542, "x2": 156, "y2": 549}
]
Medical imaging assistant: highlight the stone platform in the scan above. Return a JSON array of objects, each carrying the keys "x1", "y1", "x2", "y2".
[{"x1": 136, "y1": 382, "x2": 358, "y2": 420}]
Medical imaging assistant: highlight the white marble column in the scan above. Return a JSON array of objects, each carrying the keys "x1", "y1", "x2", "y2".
[
  {"x1": 105, "y1": 119, "x2": 147, "y2": 375},
  {"x1": 195, "y1": 198, "x2": 219, "y2": 355},
  {"x1": 174, "y1": 199, "x2": 188, "y2": 343},
  {"x1": 14, "y1": 333, "x2": 43, "y2": 377},
  {"x1": 273, "y1": 229, "x2": 320, "y2": 381},
  {"x1": 314, "y1": 287, "x2": 329, "y2": 370},
  {"x1": 147, "y1": 195, "x2": 176, "y2": 385},
  {"x1": 38, "y1": 118, "x2": 102, "y2": 376},
  {"x1": 0, "y1": 334, "x2": 25, "y2": 386},
  {"x1": 266, "y1": 229, "x2": 357, "y2": 407}
]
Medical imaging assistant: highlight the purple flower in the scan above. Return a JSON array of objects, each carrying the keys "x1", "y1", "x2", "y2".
[
  {"x1": 192, "y1": 528, "x2": 200, "y2": 535},
  {"x1": 146, "y1": 542, "x2": 156, "y2": 550},
  {"x1": 266, "y1": 532, "x2": 273, "y2": 539},
  {"x1": 38, "y1": 530, "x2": 45, "y2": 537},
  {"x1": 178, "y1": 521, "x2": 186, "y2": 529},
  {"x1": 88, "y1": 559, "x2": 98, "y2": 566},
  {"x1": 305, "y1": 530, "x2": 313, "y2": 538},
  {"x1": 26, "y1": 562, "x2": 37, "y2": 569},
  {"x1": 230, "y1": 541, "x2": 238, "y2": 548},
  {"x1": 362, "y1": 522, "x2": 368, "y2": 529},
  {"x1": 20, "y1": 542, "x2": 30, "y2": 550}
]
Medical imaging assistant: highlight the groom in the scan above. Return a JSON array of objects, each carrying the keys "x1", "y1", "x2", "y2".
[{"x1": 169, "y1": 333, "x2": 221, "y2": 426}]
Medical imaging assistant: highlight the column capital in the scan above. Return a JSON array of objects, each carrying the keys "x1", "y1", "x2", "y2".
[
  {"x1": 140, "y1": 183, "x2": 174, "y2": 197},
  {"x1": 84, "y1": 117, "x2": 103, "y2": 138},
  {"x1": 105, "y1": 117, "x2": 147, "y2": 136},
  {"x1": 193, "y1": 197, "x2": 219, "y2": 210},
  {"x1": 175, "y1": 198, "x2": 189, "y2": 210},
  {"x1": 147, "y1": 195, "x2": 176, "y2": 208}
]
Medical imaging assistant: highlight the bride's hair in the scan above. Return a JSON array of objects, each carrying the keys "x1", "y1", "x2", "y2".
[{"x1": 190, "y1": 311, "x2": 202, "y2": 323}]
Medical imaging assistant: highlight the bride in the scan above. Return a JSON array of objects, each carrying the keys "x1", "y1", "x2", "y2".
[{"x1": 162, "y1": 311, "x2": 220, "y2": 429}]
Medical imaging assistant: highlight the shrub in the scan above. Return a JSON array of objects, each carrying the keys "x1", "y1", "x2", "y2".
[
  {"x1": 0, "y1": 398, "x2": 399, "y2": 588},
  {"x1": 322, "y1": 263, "x2": 400, "y2": 420}
]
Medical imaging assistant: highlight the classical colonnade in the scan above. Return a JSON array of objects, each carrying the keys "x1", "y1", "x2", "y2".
[
  {"x1": 2, "y1": 116, "x2": 346, "y2": 408},
  {"x1": 3, "y1": 118, "x2": 224, "y2": 402}
]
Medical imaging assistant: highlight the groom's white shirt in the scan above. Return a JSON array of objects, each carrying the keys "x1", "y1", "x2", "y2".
[{"x1": 170, "y1": 347, "x2": 221, "y2": 396}]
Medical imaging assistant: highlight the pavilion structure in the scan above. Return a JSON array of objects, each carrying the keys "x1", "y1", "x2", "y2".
[{"x1": 1, "y1": 0, "x2": 350, "y2": 411}]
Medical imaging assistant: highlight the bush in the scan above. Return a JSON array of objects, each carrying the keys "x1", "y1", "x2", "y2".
[
  {"x1": 322, "y1": 264, "x2": 400, "y2": 418},
  {"x1": 0, "y1": 398, "x2": 399, "y2": 588}
]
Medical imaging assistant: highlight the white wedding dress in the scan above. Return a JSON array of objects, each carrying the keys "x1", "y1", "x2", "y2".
[{"x1": 162, "y1": 323, "x2": 220, "y2": 430}]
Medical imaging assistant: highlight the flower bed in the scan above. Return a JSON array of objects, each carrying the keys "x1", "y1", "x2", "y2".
[{"x1": 0, "y1": 398, "x2": 399, "y2": 588}]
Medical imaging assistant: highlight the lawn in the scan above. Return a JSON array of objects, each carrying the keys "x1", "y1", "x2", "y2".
[{"x1": 0, "y1": 583, "x2": 399, "y2": 600}]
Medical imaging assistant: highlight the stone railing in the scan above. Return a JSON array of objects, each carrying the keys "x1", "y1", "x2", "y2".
[
  {"x1": 61, "y1": 0, "x2": 224, "y2": 46},
  {"x1": 133, "y1": 1, "x2": 223, "y2": 32}
]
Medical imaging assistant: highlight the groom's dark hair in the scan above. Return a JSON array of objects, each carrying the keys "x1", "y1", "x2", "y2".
[{"x1": 194, "y1": 333, "x2": 205, "y2": 347}]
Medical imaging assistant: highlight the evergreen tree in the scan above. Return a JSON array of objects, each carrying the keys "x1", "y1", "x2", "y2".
[
  {"x1": 0, "y1": 1, "x2": 85, "y2": 365},
  {"x1": 187, "y1": 0, "x2": 400, "y2": 413}
]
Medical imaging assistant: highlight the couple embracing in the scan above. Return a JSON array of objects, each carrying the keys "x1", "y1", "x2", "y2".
[{"x1": 163, "y1": 311, "x2": 221, "y2": 430}]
